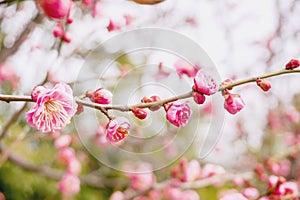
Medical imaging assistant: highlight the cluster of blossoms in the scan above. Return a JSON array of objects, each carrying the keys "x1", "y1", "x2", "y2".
[
  {"x1": 110, "y1": 159, "x2": 227, "y2": 200},
  {"x1": 54, "y1": 134, "x2": 81, "y2": 196}
]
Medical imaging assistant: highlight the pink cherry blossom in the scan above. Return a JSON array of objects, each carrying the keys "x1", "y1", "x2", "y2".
[
  {"x1": 278, "y1": 181, "x2": 299, "y2": 196},
  {"x1": 57, "y1": 147, "x2": 76, "y2": 164},
  {"x1": 182, "y1": 160, "x2": 201, "y2": 182},
  {"x1": 0, "y1": 62, "x2": 19, "y2": 89},
  {"x1": 25, "y1": 83, "x2": 75, "y2": 133},
  {"x1": 67, "y1": 158, "x2": 82, "y2": 175},
  {"x1": 53, "y1": 23, "x2": 64, "y2": 38},
  {"x1": 106, "y1": 117, "x2": 131, "y2": 143},
  {"x1": 242, "y1": 187, "x2": 259, "y2": 199},
  {"x1": 224, "y1": 93, "x2": 245, "y2": 114},
  {"x1": 202, "y1": 163, "x2": 225, "y2": 177},
  {"x1": 87, "y1": 88, "x2": 113, "y2": 104},
  {"x1": 55, "y1": 134, "x2": 72, "y2": 149},
  {"x1": 220, "y1": 192, "x2": 247, "y2": 200},
  {"x1": 110, "y1": 191, "x2": 125, "y2": 200},
  {"x1": 193, "y1": 70, "x2": 217, "y2": 95},
  {"x1": 180, "y1": 190, "x2": 200, "y2": 200},
  {"x1": 174, "y1": 59, "x2": 199, "y2": 78},
  {"x1": 166, "y1": 102, "x2": 192, "y2": 127},
  {"x1": 128, "y1": 172, "x2": 155, "y2": 191},
  {"x1": 58, "y1": 173, "x2": 80, "y2": 196},
  {"x1": 37, "y1": 0, "x2": 72, "y2": 20}
]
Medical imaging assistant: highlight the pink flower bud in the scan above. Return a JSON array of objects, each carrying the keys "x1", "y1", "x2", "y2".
[
  {"x1": 37, "y1": 0, "x2": 72, "y2": 20},
  {"x1": 278, "y1": 181, "x2": 299, "y2": 196},
  {"x1": 193, "y1": 92, "x2": 206, "y2": 104},
  {"x1": 92, "y1": 1, "x2": 101, "y2": 18},
  {"x1": 166, "y1": 102, "x2": 192, "y2": 127},
  {"x1": 89, "y1": 88, "x2": 113, "y2": 104},
  {"x1": 67, "y1": 17, "x2": 73, "y2": 24},
  {"x1": 268, "y1": 175, "x2": 280, "y2": 189},
  {"x1": 224, "y1": 93, "x2": 245, "y2": 115},
  {"x1": 107, "y1": 19, "x2": 121, "y2": 32},
  {"x1": 54, "y1": 134, "x2": 72, "y2": 149},
  {"x1": 57, "y1": 147, "x2": 75, "y2": 164},
  {"x1": 53, "y1": 23, "x2": 64, "y2": 38},
  {"x1": 82, "y1": 0, "x2": 93, "y2": 8},
  {"x1": 106, "y1": 117, "x2": 130, "y2": 143},
  {"x1": 256, "y1": 79, "x2": 271, "y2": 91},
  {"x1": 129, "y1": 172, "x2": 155, "y2": 191},
  {"x1": 31, "y1": 85, "x2": 46, "y2": 101},
  {"x1": 132, "y1": 108, "x2": 147, "y2": 120},
  {"x1": 110, "y1": 191, "x2": 125, "y2": 200},
  {"x1": 63, "y1": 32, "x2": 72, "y2": 43},
  {"x1": 220, "y1": 193, "x2": 247, "y2": 200},
  {"x1": 174, "y1": 59, "x2": 199, "y2": 78},
  {"x1": 180, "y1": 190, "x2": 200, "y2": 200},
  {"x1": 221, "y1": 79, "x2": 234, "y2": 90},
  {"x1": 141, "y1": 96, "x2": 162, "y2": 111},
  {"x1": 242, "y1": 187, "x2": 259, "y2": 199},
  {"x1": 58, "y1": 173, "x2": 80, "y2": 196},
  {"x1": 201, "y1": 163, "x2": 225, "y2": 178},
  {"x1": 193, "y1": 70, "x2": 217, "y2": 95},
  {"x1": 285, "y1": 59, "x2": 300, "y2": 70},
  {"x1": 67, "y1": 158, "x2": 82, "y2": 175}
]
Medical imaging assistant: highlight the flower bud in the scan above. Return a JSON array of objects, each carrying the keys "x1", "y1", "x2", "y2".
[
  {"x1": 141, "y1": 95, "x2": 162, "y2": 111},
  {"x1": 193, "y1": 92, "x2": 206, "y2": 104},
  {"x1": 256, "y1": 79, "x2": 271, "y2": 91},
  {"x1": 224, "y1": 93, "x2": 245, "y2": 115},
  {"x1": 107, "y1": 19, "x2": 121, "y2": 32},
  {"x1": 37, "y1": 0, "x2": 72, "y2": 20},
  {"x1": 193, "y1": 70, "x2": 217, "y2": 95},
  {"x1": 53, "y1": 23, "x2": 64, "y2": 38},
  {"x1": 132, "y1": 108, "x2": 147, "y2": 120},
  {"x1": 88, "y1": 88, "x2": 113, "y2": 104},
  {"x1": 63, "y1": 32, "x2": 72, "y2": 43},
  {"x1": 285, "y1": 59, "x2": 300, "y2": 70}
]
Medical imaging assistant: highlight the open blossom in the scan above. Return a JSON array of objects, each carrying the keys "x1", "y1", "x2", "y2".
[
  {"x1": 25, "y1": 83, "x2": 75, "y2": 133},
  {"x1": 106, "y1": 117, "x2": 131, "y2": 143},
  {"x1": 58, "y1": 173, "x2": 80, "y2": 196},
  {"x1": 166, "y1": 102, "x2": 192, "y2": 127},
  {"x1": 224, "y1": 93, "x2": 245, "y2": 114},
  {"x1": 193, "y1": 70, "x2": 217, "y2": 95},
  {"x1": 37, "y1": 0, "x2": 72, "y2": 19},
  {"x1": 86, "y1": 88, "x2": 113, "y2": 104},
  {"x1": 174, "y1": 59, "x2": 199, "y2": 78}
]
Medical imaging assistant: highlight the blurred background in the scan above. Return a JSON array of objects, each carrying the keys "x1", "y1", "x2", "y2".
[{"x1": 0, "y1": 0, "x2": 300, "y2": 199}]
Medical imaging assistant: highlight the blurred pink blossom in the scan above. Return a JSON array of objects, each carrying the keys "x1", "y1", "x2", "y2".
[
  {"x1": 107, "y1": 19, "x2": 121, "y2": 32},
  {"x1": 26, "y1": 83, "x2": 75, "y2": 133},
  {"x1": 242, "y1": 187, "x2": 259, "y2": 199},
  {"x1": 220, "y1": 192, "x2": 247, "y2": 200},
  {"x1": 67, "y1": 158, "x2": 82, "y2": 175},
  {"x1": 57, "y1": 147, "x2": 75, "y2": 164},
  {"x1": 110, "y1": 191, "x2": 125, "y2": 200},
  {"x1": 128, "y1": 172, "x2": 155, "y2": 191},
  {"x1": 55, "y1": 134, "x2": 72, "y2": 149},
  {"x1": 58, "y1": 173, "x2": 80, "y2": 196},
  {"x1": 37, "y1": 0, "x2": 72, "y2": 19},
  {"x1": 166, "y1": 102, "x2": 192, "y2": 127},
  {"x1": 174, "y1": 59, "x2": 199, "y2": 78},
  {"x1": 0, "y1": 63, "x2": 19, "y2": 89}
]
